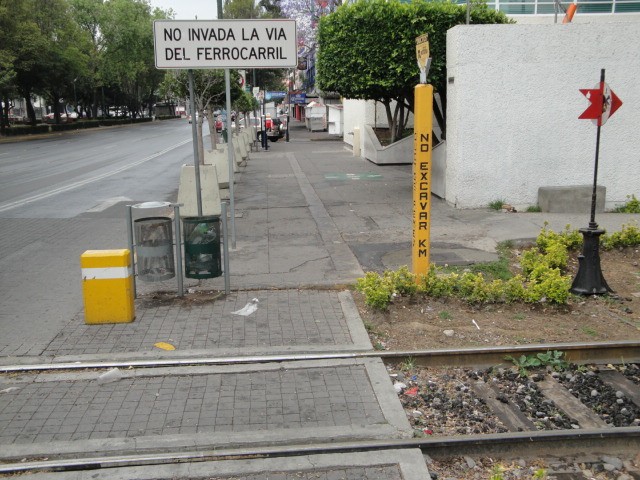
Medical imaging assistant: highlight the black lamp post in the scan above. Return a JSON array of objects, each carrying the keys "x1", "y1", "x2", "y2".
[{"x1": 570, "y1": 69, "x2": 616, "y2": 296}]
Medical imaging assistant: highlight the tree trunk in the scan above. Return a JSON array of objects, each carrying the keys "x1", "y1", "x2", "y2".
[
  {"x1": 197, "y1": 116, "x2": 204, "y2": 165},
  {"x1": 1, "y1": 95, "x2": 9, "y2": 131},
  {"x1": 382, "y1": 101, "x2": 394, "y2": 143},
  {"x1": 92, "y1": 87, "x2": 99, "y2": 118},
  {"x1": 434, "y1": 90, "x2": 446, "y2": 140},
  {"x1": 52, "y1": 94, "x2": 61, "y2": 124},
  {"x1": 25, "y1": 94, "x2": 36, "y2": 125},
  {"x1": 206, "y1": 111, "x2": 217, "y2": 150}
]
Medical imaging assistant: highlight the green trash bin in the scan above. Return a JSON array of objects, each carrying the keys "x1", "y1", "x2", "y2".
[{"x1": 183, "y1": 216, "x2": 222, "y2": 279}]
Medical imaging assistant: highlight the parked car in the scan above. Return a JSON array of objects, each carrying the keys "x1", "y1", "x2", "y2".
[
  {"x1": 43, "y1": 112, "x2": 77, "y2": 124},
  {"x1": 250, "y1": 115, "x2": 285, "y2": 142},
  {"x1": 265, "y1": 116, "x2": 285, "y2": 142}
]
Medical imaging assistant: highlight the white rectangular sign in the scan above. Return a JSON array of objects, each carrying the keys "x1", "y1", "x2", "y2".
[{"x1": 154, "y1": 19, "x2": 297, "y2": 69}]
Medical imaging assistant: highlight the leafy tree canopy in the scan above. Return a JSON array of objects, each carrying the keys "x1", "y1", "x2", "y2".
[{"x1": 316, "y1": 0, "x2": 511, "y2": 141}]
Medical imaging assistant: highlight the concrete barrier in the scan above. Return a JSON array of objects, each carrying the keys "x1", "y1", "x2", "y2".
[
  {"x1": 538, "y1": 185, "x2": 605, "y2": 213},
  {"x1": 177, "y1": 164, "x2": 222, "y2": 217},
  {"x1": 204, "y1": 149, "x2": 237, "y2": 188},
  {"x1": 233, "y1": 136, "x2": 248, "y2": 163}
]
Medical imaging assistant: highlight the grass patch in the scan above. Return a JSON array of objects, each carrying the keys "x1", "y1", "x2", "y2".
[
  {"x1": 488, "y1": 199, "x2": 507, "y2": 211},
  {"x1": 582, "y1": 326, "x2": 598, "y2": 337},
  {"x1": 442, "y1": 241, "x2": 514, "y2": 282},
  {"x1": 399, "y1": 356, "x2": 416, "y2": 371},
  {"x1": 438, "y1": 310, "x2": 452, "y2": 320},
  {"x1": 526, "y1": 205, "x2": 542, "y2": 212}
]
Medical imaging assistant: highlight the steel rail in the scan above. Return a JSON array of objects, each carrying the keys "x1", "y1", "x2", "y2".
[
  {"x1": 1, "y1": 427, "x2": 638, "y2": 474},
  {"x1": 1, "y1": 341, "x2": 638, "y2": 373}
]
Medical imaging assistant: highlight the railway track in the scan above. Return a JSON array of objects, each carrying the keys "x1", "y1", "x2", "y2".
[{"x1": 1, "y1": 341, "x2": 639, "y2": 477}]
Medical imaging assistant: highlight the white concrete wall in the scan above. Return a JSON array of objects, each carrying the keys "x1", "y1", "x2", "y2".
[
  {"x1": 343, "y1": 99, "x2": 414, "y2": 153},
  {"x1": 446, "y1": 22, "x2": 640, "y2": 209},
  {"x1": 343, "y1": 99, "x2": 388, "y2": 148}
]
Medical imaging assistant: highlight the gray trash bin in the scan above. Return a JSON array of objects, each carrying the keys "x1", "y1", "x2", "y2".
[{"x1": 134, "y1": 217, "x2": 175, "y2": 282}]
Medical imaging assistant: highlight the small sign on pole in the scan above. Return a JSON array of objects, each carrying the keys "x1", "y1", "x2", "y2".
[{"x1": 415, "y1": 33, "x2": 431, "y2": 84}]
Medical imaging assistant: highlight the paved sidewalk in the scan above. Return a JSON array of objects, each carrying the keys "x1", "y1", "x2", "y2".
[
  {"x1": 6, "y1": 290, "x2": 370, "y2": 362},
  {"x1": 0, "y1": 358, "x2": 411, "y2": 460}
]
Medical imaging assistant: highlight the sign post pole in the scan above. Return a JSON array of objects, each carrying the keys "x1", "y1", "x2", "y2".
[
  {"x1": 225, "y1": 68, "x2": 236, "y2": 248},
  {"x1": 571, "y1": 68, "x2": 623, "y2": 295},
  {"x1": 412, "y1": 34, "x2": 433, "y2": 279},
  {"x1": 188, "y1": 69, "x2": 203, "y2": 217}
]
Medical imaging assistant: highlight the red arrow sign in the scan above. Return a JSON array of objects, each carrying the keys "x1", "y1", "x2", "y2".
[{"x1": 579, "y1": 81, "x2": 622, "y2": 126}]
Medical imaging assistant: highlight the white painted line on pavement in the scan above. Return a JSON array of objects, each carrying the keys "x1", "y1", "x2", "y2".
[{"x1": 0, "y1": 139, "x2": 190, "y2": 213}]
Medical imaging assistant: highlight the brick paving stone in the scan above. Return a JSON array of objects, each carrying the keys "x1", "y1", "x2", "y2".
[
  {"x1": 0, "y1": 365, "x2": 386, "y2": 445},
  {"x1": 40, "y1": 290, "x2": 355, "y2": 356}
]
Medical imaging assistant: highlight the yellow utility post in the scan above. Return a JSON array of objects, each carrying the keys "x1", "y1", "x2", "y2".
[
  {"x1": 412, "y1": 34, "x2": 433, "y2": 278},
  {"x1": 81, "y1": 249, "x2": 135, "y2": 324}
]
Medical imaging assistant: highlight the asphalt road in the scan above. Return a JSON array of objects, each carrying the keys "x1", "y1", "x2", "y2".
[
  {"x1": 0, "y1": 119, "x2": 197, "y2": 356},
  {"x1": 0, "y1": 120, "x2": 195, "y2": 218}
]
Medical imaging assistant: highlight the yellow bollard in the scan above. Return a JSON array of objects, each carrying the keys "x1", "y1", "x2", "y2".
[{"x1": 81, "y1": 249, "x2": 135, "y2": 324}]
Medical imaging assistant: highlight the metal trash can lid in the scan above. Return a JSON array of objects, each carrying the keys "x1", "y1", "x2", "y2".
[{"x1": 132, "y1": 201, "x2": 171, "y2": 209}]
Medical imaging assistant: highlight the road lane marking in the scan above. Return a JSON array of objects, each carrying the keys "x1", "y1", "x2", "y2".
[{"x1": 0, "y1": 139, "x2": 190, "y2": 213}]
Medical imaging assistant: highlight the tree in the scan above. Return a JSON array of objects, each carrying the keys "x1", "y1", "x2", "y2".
[
  {"x1": 0, "y1": 1, "x2": 18, "y2": 129},
  {"x1": 223, "y1": 0, "x2": 287, "y2": 92},
  {"x1": 69, "y1": 0, "x2": 106, "y2": 117},
  {"x1": 280, "y1": 0, "x2": 340, "y2": 48},
  {"x1": 224, "y1": 0, "x2": 261, "y2": 19},
  {"x1": 33, "y1": 0, "x2": 92, "y2": 123},
  {"x1": 161, "y1": 69, "x2": 243, "y2": 158},
  {"x1": 99, "y1": 0, "x2": 170, "y2": 118},
  {"x1": 233, "y1": 91, "x2": 259, "y2": 133},
  {"x1": 316, "y1": 0, "x2": 511, "y2": 142},
  {"x1": 258, "y1": 0, "x2": 283, "y2": 18}
]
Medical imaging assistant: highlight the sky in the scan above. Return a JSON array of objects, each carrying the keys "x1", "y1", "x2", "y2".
[{"x1": 148, "y1": 0, "x2": 219, "y2": 20}]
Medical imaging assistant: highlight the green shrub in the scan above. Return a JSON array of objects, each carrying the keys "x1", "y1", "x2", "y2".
[
  {"x1": 2, "y1": 124, "x2": 50, "y2": 136},
  {"x1": 355, "y1": 271, "x2": 393, "y2": 310},
  {"x1": 544, "y1": 241, "x2": 568, "y2": 270},
  {"x1": 355, "y1": 223, "x2": 638, "y2": 308},
  {"x1": 503, "y1": 275, "x2": 527, "y2": 303},
  {"x1": 612, "y1": 194, "x2": 640, "y2": 213},
  {"x1": 420, "y1": 268, "x2": 458, "y2": 298},
  {"x1": 520, "y1": 249, "x2": 545, "y2": 277},
  {"x1": 457, "y1": 272, "x2": 488, "y2": 302},
  {"x1": 601, "y1": 222, "x2": 640, "y2": 249},
  {"x1": 525, "y1": 265, "x2": 571, "y2": 304},
  {"x1": 536, "y1": 223, "x2": 582, "y2": 251},
  {"x1": 386, "y1": 266, "x2": 418, "y2": 296}
]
